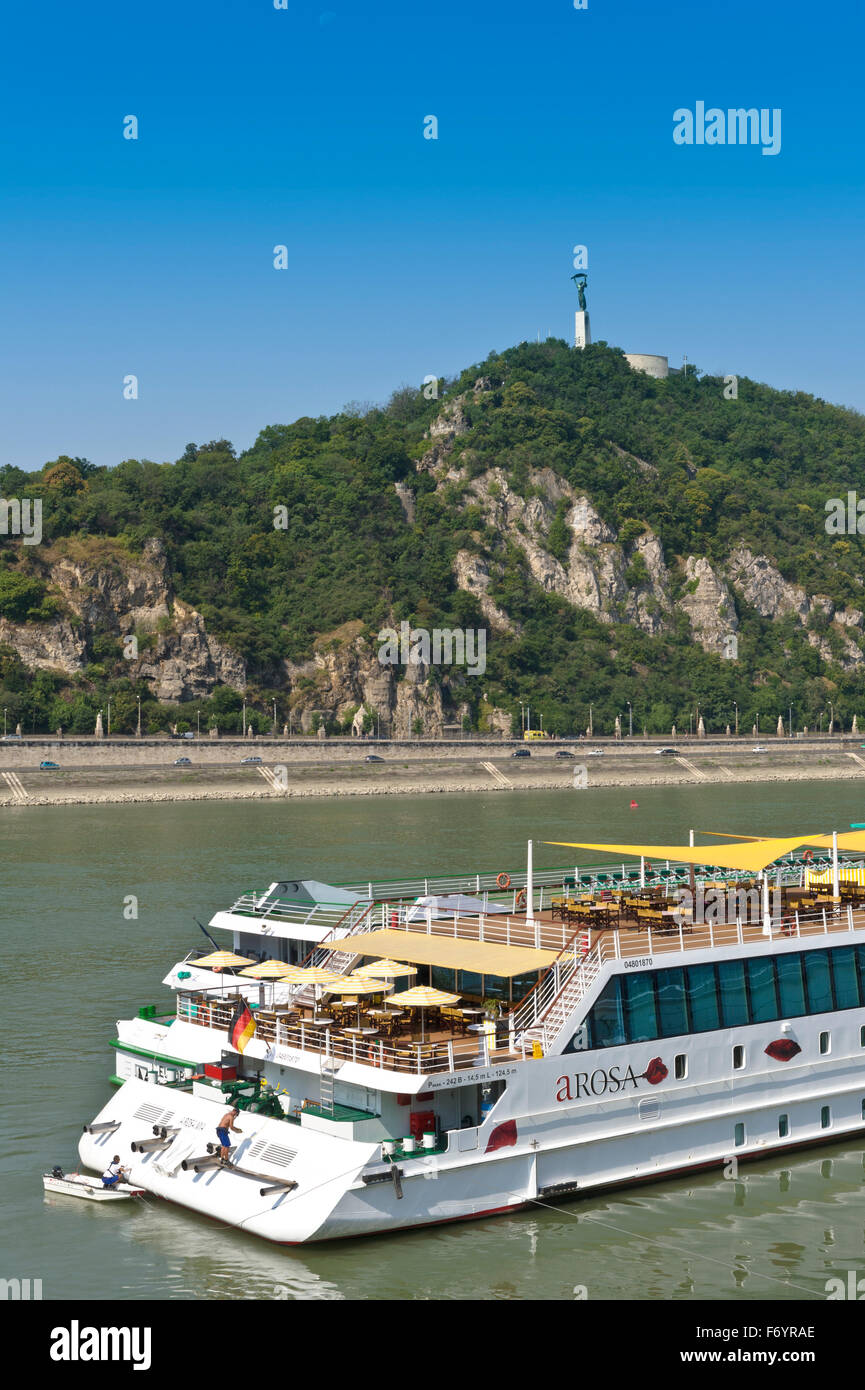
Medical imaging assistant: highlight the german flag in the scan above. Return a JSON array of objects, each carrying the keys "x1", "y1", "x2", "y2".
[{"x1": 229, "y1": 999, "x2": 256, "y2": 1053}]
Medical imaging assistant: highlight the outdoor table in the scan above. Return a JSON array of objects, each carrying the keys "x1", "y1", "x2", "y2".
[
  {"x1": 309, "y1": 1015, "x2": 334, "y2": 1026},
  {"x1": 466, "y1": 1022, "x2": 488, "y2": 1033},
  {"x1": 344, "y1": 1026, "x2": 380, "y2": 1037},
  {"x1": 460, "y1": 1007, "x2": 484, "y2": 1017},
  {"x1": 368, "y1": 1009, "x2": 394, "y2": 1018}
]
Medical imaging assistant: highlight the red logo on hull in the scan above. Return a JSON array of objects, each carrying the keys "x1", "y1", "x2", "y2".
[{"x1": 764, "y1": 1039, "x2": 801, "y2": 1062}]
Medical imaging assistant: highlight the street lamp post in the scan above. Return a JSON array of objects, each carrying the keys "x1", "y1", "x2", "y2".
[
  {"x1": 3, "y1": 708, "x2": 6, "y2": 737},
  {"x1": 197, "y1": 709, "x2": 200, "y2": 737},
  {"x1": 789, "y1": 705, "x2": 792, "y2": 738},
  {"x1": 136, "y1": 696, "x2": 141, "y2": 737},
  {"x1": 734, "y1": 701, "x2": 738, "y2": 737},
  {"x1": 819, "y1": 711, "x2": 824, "y2": 734},
  {"x1": 272, "y1": 699, "x2": 277, "y2": 736},
  {"x1": 588, "y1": 704, "x2": 593, "y2": 737},
  {"x1": 829, "y1": 701, "x2": 834, "y2": 735},
  {"x1": 242, "y1": 699, "x2": 247, "y2": 737},
  {"x1": 627, "y1": 701, "x2": 633, "y2": 739},
  {"x1": 107, "y1": 699, "x2": 111, "y2": 737}
]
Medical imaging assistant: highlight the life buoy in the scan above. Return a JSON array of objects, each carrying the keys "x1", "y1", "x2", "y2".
[
  {"x1": 496, "y1": 872, "x2": 511, "y2": 889},
  {"x1": 515, "y1": 888, "x2": 526, "y2": 909},
  {"x1": 803, "y1": 850, "x2": 814, "y2": 863}
]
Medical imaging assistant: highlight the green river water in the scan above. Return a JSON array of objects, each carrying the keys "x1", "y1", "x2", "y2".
[{"x1": 4, "y1": 782, "x2": 865, "y2": 1301}]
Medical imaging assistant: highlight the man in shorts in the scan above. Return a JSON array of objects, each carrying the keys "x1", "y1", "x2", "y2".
[{"x1": 216, "y1": 1106, "x2": 242, "y2": 1163}]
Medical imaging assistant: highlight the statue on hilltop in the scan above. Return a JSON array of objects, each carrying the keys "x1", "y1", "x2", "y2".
[{"x1": 571, "y1": 273, "x2": 588, "y2": 312}]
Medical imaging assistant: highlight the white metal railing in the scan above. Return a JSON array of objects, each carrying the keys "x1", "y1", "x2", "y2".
[
  {"x1": 511, "y1": 900, "x2": 865, "y2": 1055},
  {"x1": 175, "y1": 994, "x2": 494, "y2": 1075},
  {"x1": 227, "y1": 894, "x2": 372, "y2": 935},
  {"x1": 338, "y1": 853, "x2": 861, "y2": 905}
]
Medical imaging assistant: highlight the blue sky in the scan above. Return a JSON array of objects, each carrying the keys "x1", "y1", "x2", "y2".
[{"x1": 2, "y1": 0, "x2": 863, "y2": 469}]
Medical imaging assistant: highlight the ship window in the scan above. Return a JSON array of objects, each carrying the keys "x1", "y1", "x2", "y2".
[
  {"x1": 821, "y1": 1105, "x2": 831, "y2": 1129},
  {"x1": 861, "y1": 1098, "x2": 865, "y2": 1120},
  {"x1": 779, "y1": 1114, "x2": 789, "y2": 1138},
  {"x1": 734, "y1": 1122, "x2": 745, "y2": 1146},
  {"x1": 718, "y1": 960, "x2": 749, "y2": 1028},
  {"x1": 804, "y1": 951, "x2": 833, "y2": 1015},
  {"x1": 656, "y1": 968, "x2": 689, "y2": 1038},
  {"x1": 831, "y1": 946, "x2": 859, "y2": 1009},
  {"x1": 431, "y1": 967, "x2": 458, "y2": 993},
  {"x1": 732, "y1": 1044, "x2": 745, "y2": 1069},
  {"x1": 746, "y1": 956, "x2": 778, "y2": 1022},
  {"x1": 622, "y1": 971, "x2": 659, "y2": 1043},
  {"x1": 586, "y1": 977, "x2": 626, "y2": 1049},
  {"x1": 861, "y1": 1026, "x2": 865, "y2": 1048},
  {"x1": 776, "y1": 953, "x2": 806, "y2": 1017},
  {"x1": 686, "y1": 963, "x2": 720, "y2": 1031},
  {"x1": 674, "y1": 1054, "x2": 687, "y2": 1079},
  {"x1": 819, "y1": 1031, "x2": 830, "y2": 1055}
]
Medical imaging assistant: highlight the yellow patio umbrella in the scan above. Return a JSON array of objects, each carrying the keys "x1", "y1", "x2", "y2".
[
  {"x1": 324, "y1": 974, "x2": 393, "y2": 1026},
  {"x1": 238, "y1": 961, "x2": 293, "y2": 978},
  {"x1": 194, "y1": 951, "x2": 255, "y2": 969},
  {"x1": 277, "y1": 966, "x2": 343, "y2": 987},
  {"x1": 354, "y1": 959, "x2": 417, "y2": 980},
  {"x1": 238, "y1": 960, "x2": 295, "y2": 1007},
  {"x1": 387, "y1": 985, "x2": 461, "y2": 1041}
]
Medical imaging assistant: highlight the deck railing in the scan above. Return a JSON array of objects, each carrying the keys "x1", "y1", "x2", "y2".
[
  {"x1": 515, "y1": 900, "x2": 865, "y2": 1054},
  {"x1": 176, "y1": 994, "x2": 500, "y2": 1076},
  {"x1": 225, "y1": 894, "x2": 372, "y2": 935}
]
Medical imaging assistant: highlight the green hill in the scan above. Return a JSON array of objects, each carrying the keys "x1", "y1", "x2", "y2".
[{"x1": 2, "y1": 339, "x2": 865, "y2": 737}]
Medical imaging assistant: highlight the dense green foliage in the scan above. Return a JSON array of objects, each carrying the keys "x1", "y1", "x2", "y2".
[{"x1": 3, "y1": 341, "x2": 865, "y2": 736}]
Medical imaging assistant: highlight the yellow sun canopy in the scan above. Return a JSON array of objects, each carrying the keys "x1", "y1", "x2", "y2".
[
  {"x1": 544, "y1": 835, "x2": 828, "y2": 873},
  {"x1": 341, "y1": 929, "x2": 556, "y2": 977}
]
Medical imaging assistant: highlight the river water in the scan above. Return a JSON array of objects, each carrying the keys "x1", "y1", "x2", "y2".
[{"x1": 5, "y1": 781, "x2": 865, "y2": 1301}]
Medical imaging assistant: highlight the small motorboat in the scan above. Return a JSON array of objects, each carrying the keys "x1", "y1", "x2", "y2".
[{"x1": 42, "y1": 1167, "x2": 145, "y2": 1202}]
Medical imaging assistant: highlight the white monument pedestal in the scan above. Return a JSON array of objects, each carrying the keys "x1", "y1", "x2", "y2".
[{"x1": 574, "y1": 310, "x2": 591, "y2": 349}]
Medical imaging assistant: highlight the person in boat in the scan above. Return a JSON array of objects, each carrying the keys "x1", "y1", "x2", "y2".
[
  {"x1": 102, "y1": 1156, "x2": 130, "y2": 1188},
  {"x1": 217, "y1": 1106, "x2": 243, "y2": 1162}
]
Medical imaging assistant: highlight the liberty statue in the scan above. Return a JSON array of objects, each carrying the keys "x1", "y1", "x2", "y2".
[{"x1": 571, "y1": 273, "x2": 588, "y2": 312}]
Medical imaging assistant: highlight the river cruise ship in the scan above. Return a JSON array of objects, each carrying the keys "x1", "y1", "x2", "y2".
[{"x1": 79, "y1": 828, "x2": 865, "y2": 1243}]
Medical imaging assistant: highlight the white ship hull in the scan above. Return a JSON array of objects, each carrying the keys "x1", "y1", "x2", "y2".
[{"x1": 80, "y1": 1000, "x2": 865, "y2": 1243}]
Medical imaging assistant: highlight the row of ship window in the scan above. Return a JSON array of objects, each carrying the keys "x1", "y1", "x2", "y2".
[
  {"x1": 573, "y1": 944, "x2": 865, "y2": 1051},
  {"x1": 732, "y1": 1102, "x2": 863, "y2": 1146},
  {"x1": 662, "y1": 1034, "x2": 842, "y2": 1082}
]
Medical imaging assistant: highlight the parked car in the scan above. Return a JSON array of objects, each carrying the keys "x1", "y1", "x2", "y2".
[
  {"x1": 182, "y1": 731, "x2": 195, "y2": 740},
  {"x1": 173, "y1": 757, "x2": 192, "y2": 766},
  {"x1": 654, "y1": 747, "x2": 680, "y2": 755},
  {"x1": 39, "y1": 760, "x2": 60, "y2": 770},
  {"x1": 240, "y1": 756, "x2": 262, "y2": 765},
  {"x1": 751, "y1": 745, "x2": 769, "y2": 753},
  {"x1": 555, "y1": 749, "x2": 576, "y2": 758},
  {"x1": 364, "y1": 754, "x2": 384, "y2": 763},
  {"x1": 511, "y1": 748, "x2": 531, "y2": 758},
  {"x1": 585, "y1": 749, "x2": 605, "y2": 757},
  {"x1": 2, "y1": 734, "x2": 22, "y2": 741}
]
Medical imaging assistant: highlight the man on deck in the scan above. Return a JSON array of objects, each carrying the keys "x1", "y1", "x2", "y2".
[{"x1": 216, "y1": 1106, "x2": 243, "y2": 1163}]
